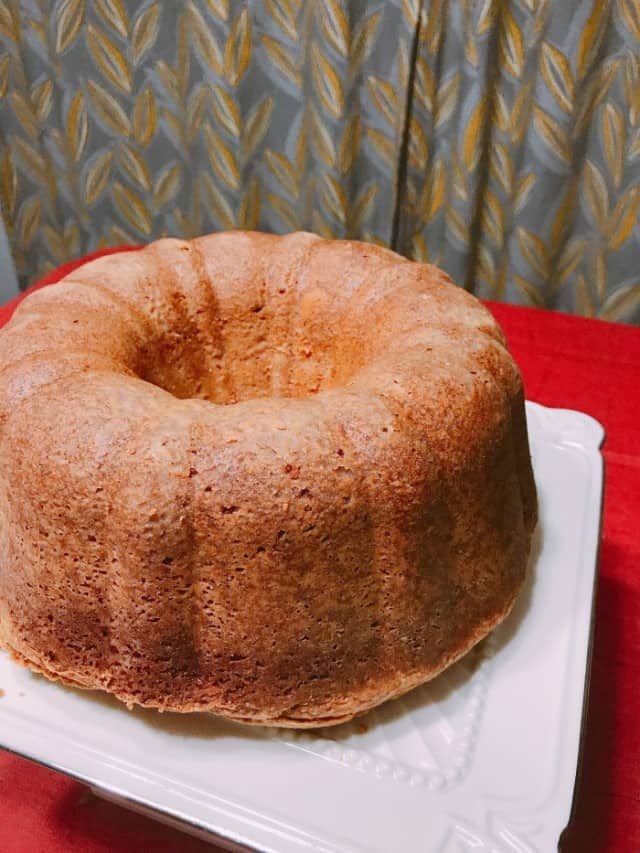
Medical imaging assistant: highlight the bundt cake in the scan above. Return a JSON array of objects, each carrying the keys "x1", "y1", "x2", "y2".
[{"x1": 0, "y1": 231, "x2": 537, "y2": 727}]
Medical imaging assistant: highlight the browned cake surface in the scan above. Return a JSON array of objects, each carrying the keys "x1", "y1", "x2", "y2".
[{"x1": 0, "y1": 232, "x2": 537, "y2": 726}]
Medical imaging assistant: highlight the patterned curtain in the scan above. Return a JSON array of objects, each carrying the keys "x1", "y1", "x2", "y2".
[{"x1": 0, "y1": 1, "x2": 639, "y2": 322}]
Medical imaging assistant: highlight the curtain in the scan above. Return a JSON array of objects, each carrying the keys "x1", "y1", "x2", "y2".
[{"x1": 0, "y1": 0, "x2": 638, "y2": 322}]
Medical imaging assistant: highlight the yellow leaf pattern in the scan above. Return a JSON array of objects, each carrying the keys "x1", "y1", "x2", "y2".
[
  {"x1": 87, "y1": 24, "x2": 132, "y2": 94},
  {"x1": 321, "y1": 175, "x2": 348, "y2": 225},
  {"x1": 594, "y1": 246, "x2": 606, "y2": 302},
  {"x1": 204, "y1": 124, "x2": 241, "y2": 189},
  {"x1": 623, "y1": 55, "x2": 640, "y2": 128},
  {"x1": 244, "y1": 97, "x2": 273, "y2": 156},
  {"x1": 200, "y1": 172, "x2": 236, "y2": 229},
  {"x1": 514, "y1": 172, "x2": 535, "y2": 213},
  {"x1": 112, "y1": 182, "x2": 152, "y2": 235},
  {"x1": 95, "y1": 0, "x2": 129, "y2": 38},
  {"x1": 188, "y1": 3, "x2": 223, "y2": 74},
  {"x1": 490, "y1": 143, "x2": 514, "y2": 196},
  {"x1": 481, "y1": 189, "x2": 504, "y2": 247},
  {"x1": 239, "y1": 177, "x2": 260, "y2": 229},
  {"x1": 55, "y1": 0, "x2": 85, "y2": 55},
  {"x1": 577, "y1": 2, "x2": 610, "y2": 81},
  {"x1": 1, "y1": 149, "x2": 16, "y2": 220},
  {"x1": 540, "y1": 43, "x2": 574, "y2": 114},
  {"x1": 517, "y1": 228, "x2": 549, "y2": 280},
  {"x1": 186, "y1": 86, "x2": 207, "y2": 142},
  {"x1": 419, "y1": 158, "x2": 445, "y2": 222},
  {"x1": 261, "y1": 35, "x2": 301, "y2": 89},
  {"x1": 83, "y1": 149, "x2": 113, "y2": 204},
  {"x1": 601, "y1": 102, "x2": 624, "y2": 190},
  {"x1": 498, "y1": 6, "x2": 524, "y2": 79},
  {"x1": 0, "y1": 55, "x2": 9, "y2": 98},
  {"x1": 367, "y1": 77, "x2": 398, "y2": 128},
  {"x1": 533, "y1": 106, "x2": 571, "y2": 166},
  {"x1": 576, "y1": 274, "x2": 594, "y2": 317},
  {"x1": 462, "y1": 99, "x2": 486, "y2": 171},
  {"x1": 350, "y1": 11, "x2": 381, "y2": 77},
  {"x1": 514, "y1": 274, "x2": 544, "y2": 307},
  {"x1": 117, "y1": 142, "x2": 152, "y2": 191},
  {"x1": 581, "y1": 161, "x2": 609, "y2": 235},
  {"x1": 87, "y1": 79, "x2": 131, "y2": 136},
  {"x1": 133, "y1": 87, "x2": 157, "y2": 147},
  {"x1": 265, "y1": 150, "x2": 298, "y2": 198},
  {"x1": 366, "y1": 127, "x2": 395, "y2": 164},
  {"x1": 422, "y1": 0, "x2": 445, "y2": 55},
  {"x1": 434, "y1": 72, "x2": 460, "y2": 130},
  {"x1": 209, "y1": 85, "x2": 241, "y2": 138},
  {"x1": 131, "y1": 3, "x2": 160, "y2": 65},
  {"x1": 311, "y1": 43, "x2": 344, "y2": 121},
  {"x1": 17, "y1": 196, "x2": 41, "y2": 248},
  {"x1": 205, "y1": 0, "x2": 229, "y2": 22},
  {"x1": 309, "y1": 107, "x2": 336, "y2": 168},
  {"x1": 32, "y1": 80, "x2": 53, "y2": 123},
  {"x1": 224, "y1": 8, "x2": 251, "y2": 86},
  {"x1": 0, "y1": 0, "x2": 638, "y2": 322},
  {"x1": 10, "y1": 93, "x2": 39, "y2": 141},
  {"x1": 608, "y1": 187, "x2": 640, "y2": 250},
  {"x1": 550, "y1": 181, "x2": 578, "y2": 253},
  {"x1": 351, "y1": 183, "x2": 378, "y2": 233},
  {"x1": 268, "y1": 192, "x2": 298, "y2": 230},
  {"x1": 493, "y1": 92, "x2": 511, "y2": 134},
  {"x1": 320, "y1": 0, "x2": 349, "y2": 57},
  {"x1": 618, "y1": 0, "x2": 640, "y2": 40},
  {"x1": 152, "y1": 163, "x2": 182, "y2": 209},
  {"x1": 12, "y1": 137, "x2": 46, "y2": 182},
  {"x1": 338, "y1": 114, "x2": 361, "y2": 175},
  {"x1": 67, "y1": 91, "x2": 88, "y2": 162},
  {"x1": 600, "y1": 285, "x2": 640, "y2": 321},
  {"x1": 265, "y1": 0, "x2": 297, "y2": 42},
  {"x1": 574, "y1": 59, "x2": 618, "y2": 140},
  {"x1": 556, "y1": 239, "x2": 586, "y2": 288}
]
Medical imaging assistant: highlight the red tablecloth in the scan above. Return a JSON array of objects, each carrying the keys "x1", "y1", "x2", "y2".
[{"x1": 0, "y1": 250, "x2": 638, "y2": 853}]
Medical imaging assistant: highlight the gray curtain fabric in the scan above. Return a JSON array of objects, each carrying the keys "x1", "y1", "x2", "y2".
[
  {"x1": 1, "y1": 0, "x2": 639, "y2": 322},
  {"x1": 0, "y1": 214, "x2": 19, "y2": 298},
  {"x1": 400, "y1": 0, "x2": 640, "y2": 322}
]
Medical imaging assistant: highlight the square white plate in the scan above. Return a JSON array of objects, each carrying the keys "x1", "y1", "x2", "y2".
[{"x1": 0, "y1": 402, "x2": 604, "y2": 852}]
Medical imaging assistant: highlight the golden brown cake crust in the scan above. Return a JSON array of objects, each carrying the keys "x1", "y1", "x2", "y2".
[{"x1": 0, "y1": 232, "x2": 537, "y2": 726}]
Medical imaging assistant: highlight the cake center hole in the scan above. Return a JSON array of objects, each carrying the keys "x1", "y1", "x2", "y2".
[{"x1": 138, "y1": 321, "x2": 365, "y2": 405}]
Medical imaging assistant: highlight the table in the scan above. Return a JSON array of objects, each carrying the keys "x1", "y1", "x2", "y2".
[{"x1": 1, "y1": 251, "x2": 638, "y2": 852}]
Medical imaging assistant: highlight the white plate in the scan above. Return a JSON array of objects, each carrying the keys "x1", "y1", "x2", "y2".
[{"x1": 0, "y1": 402, "x2": 604, "y2": 853}]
